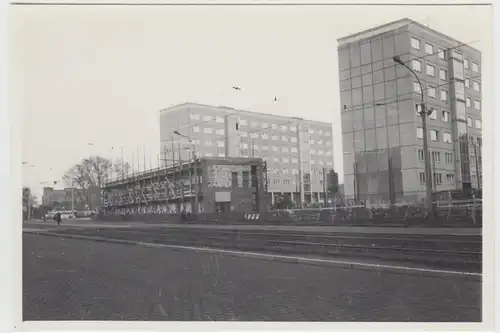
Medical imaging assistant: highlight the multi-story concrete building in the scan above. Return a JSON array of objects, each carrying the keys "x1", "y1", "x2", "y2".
[
  {"x1": 159, "y1": 103, "x2": 335, "y2": 206},
  {"x1": 338, "y1": 18, "x2": 482, "y2": 206},
  {"x1": 42, "y1": 186, "x2": 100, "y2": 211}
]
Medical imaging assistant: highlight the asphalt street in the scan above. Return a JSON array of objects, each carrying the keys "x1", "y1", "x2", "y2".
[{"x1": 23, "y1": 234, "x2": 481, "y2": 321}]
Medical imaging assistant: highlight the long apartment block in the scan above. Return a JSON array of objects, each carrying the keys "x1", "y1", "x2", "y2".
[
  {"x1": 159, "y1": 103, "x2": 335, "y2": 204},
  {"x1": 338, "y1": 18, "x2": 482, "y2": 206}
]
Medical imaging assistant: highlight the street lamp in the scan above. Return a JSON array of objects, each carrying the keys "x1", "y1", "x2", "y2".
[
  {"x1": 173, "y1": 130, "x2": 199, "y2": 214},
  {"x1": 393, "y1": 55, "x2": 434, "y2": 212}
]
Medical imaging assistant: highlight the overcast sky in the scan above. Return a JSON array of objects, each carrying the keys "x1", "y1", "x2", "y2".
[{"x1": 13, "y1": 3, "x2": 490, "y2": 200}]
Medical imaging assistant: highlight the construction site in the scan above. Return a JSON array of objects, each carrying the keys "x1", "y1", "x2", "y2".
[{"x1": 100, "y1": 157, "x2": 268, "y2": 217}]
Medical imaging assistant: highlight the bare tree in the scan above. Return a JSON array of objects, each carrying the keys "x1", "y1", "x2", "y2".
[
  {"x1": 113, "y1": 160, "x2": 131, "y2": 179},
  {"x1": 63, "y1": 155, "x2": 113, "y2": 189}
]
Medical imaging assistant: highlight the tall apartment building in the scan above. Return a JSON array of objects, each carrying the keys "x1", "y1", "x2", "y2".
[
  {"x1": 338, "y1": 18, "x2": 482, "y2": 206},
  {"x1": 159, "y1": 103, "x2": 335, "y2": 205},
  {"x1": 42, "y1": 186, "x2": 100, "y2": 210}
]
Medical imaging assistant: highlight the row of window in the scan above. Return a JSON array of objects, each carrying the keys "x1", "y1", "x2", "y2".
[
  {"x1": 416, "y1": 128, "x2": 483, "y2": 146},
  {"x1": 410, "y1": 37, "x2": 480, "y2": 73},
  {"x1": 411, "y1": 60, "x2": 481, "y2": 93},
  {"x1": 418, "y1": 172, "x2": 481, "y2": 186},
  {"x1": 260, "y1": 156, "x2": 333, "y2": 165},
  {"x1": 266, "y1": 168, "x2": 329, "y2": 176},
  {"x1": 420, "y1": 108, "x2": 482, "y2": 129},
  {"x1": 413, "y1": 82, "x2": 481, "y2": 109},
  {"x1": 418, "y1": 150, "x2": 481, "y2": 165},
  {"x1": 189, "y1": 114, "x2": 226, "y2": 123}
]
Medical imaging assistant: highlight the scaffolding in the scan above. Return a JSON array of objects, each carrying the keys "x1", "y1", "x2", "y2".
[{"x1": 100, "y1": 158, "x2": 201, "y2": 216}]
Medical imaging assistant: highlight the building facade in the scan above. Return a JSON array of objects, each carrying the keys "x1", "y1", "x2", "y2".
[
  {"x1": 160, "y1": 103, "x2": 335, "y2": 206},
  {"x1": 101, "y1": 157, "x2": 267, "y2": 215},
  {"x1": 338, "y1": 18, "x2": 482, "y2": 206},
  {"x1": 42, "y1": 186, "x2": 100, "y2": 211}
]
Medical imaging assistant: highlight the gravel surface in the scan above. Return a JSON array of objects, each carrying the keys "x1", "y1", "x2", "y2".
[{"x1": 23, "y1": 234, "x2": 481, "y2": 321}]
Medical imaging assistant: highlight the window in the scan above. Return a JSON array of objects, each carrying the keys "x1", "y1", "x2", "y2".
[
  {"x1": 438, "y1": 48, "x2": 445, "y2": 59},
  {"x1": 290, "y1": 126, "x2": 297, "y2": 132},
  {"x1": 282, "y1": 135, "x2": 288, "y2": 142},
  {"x1": 290, "y1": 137, "x2": 297, "y2": 143},
  {"x1": 464, "y1": 58, "x2": 469, "y2": 69},
  {"x1": 425, "y1": 43, "x2": 434, "y2": 54},
  {"x1": 240, "y1": 131, "x2": 248, "y2": 137},
  {"x1": 193, "y1": 126, "x2": 200, "y2": 133},
  {"x1": 318, "y1": 150, "x2": 324, "y2": 155},
  {"x1": 190, "y1": 113, "x2": 200, "y2": 120},
  {"x1": 474, "y1": 100, "x2": 481, "y2": 110},
  {"x1": 251, "y1": 132, "x2": 259, "y2": 139},
  {"x1": 216, "y1": 128, "x2": 225, "y2": 135},
  {"x1": 283, "y1": 179, "x2": 290, "y2": 185},
  {"x1": 447, "y1": 174, "x2": 455, "y2": 185},
  {"x1": 203, "y1": 115, "x2": 212, "y2": 121},
  {"x1": 418, "y1": 149, "x2": 424, "y2": 161},
  {"x1": 292, "y1": 158, "x2": 298, "y2": 163},
  {"x1": 475, "y1": 119, "x2": 482, "y2": 129},
  {"x1": 218, "y1": 153, "x2": 225, "y2": 157},
  {"x1": 466, "y1": 97, "x2": 471, "y2": 107},
  {"x1": 429, "y1": 108, "x2": 437, "y2": 119},
  {"x1": 445, "y1": 152, "x2": 453, "y2": 163},
  {"x1": 291, "y1": 147, "x2": 298, "y2": 153},
  {"x1": 241, "y1": 142, "x2": 248, "y2": 149},
  {"x1": 261, "y1": 133, "x2": 268, "y2": 139},
  {"x1": 440, "y1": 90, "x2": 448, "y2": 102},
  {"x1": 452, "y1": 50, "x2": 463, "y2": 61},
  {"x1": 417, "y1": 127, "x2": 424, "y2": 139},
  {"x1": 272, "y1": 134, "x2": 278, "y2": 141},
  {"x1": 473, "y1": 81, "x2": 480, "y2": 92},
  {"x1": 216, "y1": 140, "x2": 225, "y2": 147},
  {"x1": 469, "y1": 136, "x2": 474, "y2": 145},
  {"x1": 272, "y1": 145, "x2": 278, "y2": 152},
  {"x1": 326, "y1": 151, "x2": 332, "y2": 156},
  {"x1": 281, "y1": 125, "x2": 288, "y2": 131},
  {"x1": 192, "y1": 139, "x2": 200, "y2": 145},
  {"x1": 430, "y1": 130, "x2": 439, "y2": 141},
  {"x1": 231, "y1": 172, "x2": 238, "y2": 187},
  {"x1": 428, "y1": 86, "x2": 437, "y2": 98},
  {"x1": 282, "y1": 147, "x2": 289, "y2": 153},
  {"x1": 282, "y1": 157, "x2": 289, "y2": 163},
  {"x1": 432, "y1": 151, "x2": 441, "y2": 163},
  {"x1": 261, "y1": 122, "x2": 268, "y2": 129},
  {"x1": 309, "y1": 139, "x2": 315, "y2": 144},
  {"x1": 326, "y1": 141, "x2": 332, "y2": 146},
  {"x1": 419, "y1": 172, "x2": 426, "y2": 184},
  {"x1": 273, "y1": 179, "x2": 280, "y2": 185},
  {"x1": 325, "y1": 131, "x2": 331, "y2": 136},
  {"x1": 311, "y1": 149, "x2": 316, "y2": 155},
  {"x1": 444, "y1": 132, "x2": 452, "y2": 143},
  {"x1": 426, "y1": 64, "x2": 435, "y2": 76},
  {"x1": 215, "y1": 116, "x2": 224, "y2": 123},
  {"x1": 413, "y1": 81, "x2": 422, "y2": 93},
  {"x1": 472, "y1": 62, "x2": 479, "y2": 72},
  {"x1": 273, "y1": 157, "x2": 279, "y2": 162},
  {"x1": 251, "y1": 121, "x2": 259, "y2": 128},
  {"x1": 239, "y1": 119, "x2": 248, "y2": 126},
  {"x1": 411, "y1": 37, "x2": 420, "y2": 49},
  {"x1": 439, "y1": 69, "x2": 447, "y2": 80},
  {"x1": 412, "y1": 60, "x2": 422, "y2": 72},
  {"x1": 262, "y1": 146, "x2": 268, "y2": 151},
  {"x1": 204, "y1": 152, "x2": 213, "y2": 157},
  {"x1": 271, "y1": 124, "x2": 277, "y2": 129},
  {"x1": 433, "y1": 173, "x2": 443, "y2": 185},
  {"x1": 465, "y1": 78, "x2": 470, "y2": 88},
  {"x1": 203, "y1": 127, "x2": 212, "y2": 134},
  {"x1": 241, "y1": 171, "x2": 249, "y2": 187},
  {"x1": 442, "y1": 111, "x2": 450, "y2": 122},
  {"x1": 467, "y1": 116, "x2": 473, "y2": 127},
  {"x1": 253, "y1": 144, "x2": 259, "y2": 150}
]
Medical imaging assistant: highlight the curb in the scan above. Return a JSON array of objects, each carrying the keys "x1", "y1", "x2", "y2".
[{"x1": 24, "y1": 231, "x2": 481, "y2": 280}]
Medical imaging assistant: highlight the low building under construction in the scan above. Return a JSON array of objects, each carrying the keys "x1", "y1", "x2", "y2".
[{"x1": 100, "y1": 157, "x2": 267, "y2": 216}]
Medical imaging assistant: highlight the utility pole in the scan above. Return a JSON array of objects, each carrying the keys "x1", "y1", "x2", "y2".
[
  {"x1": 178, "y1": 143, "x2": 185, "y2": 212},
  {"x1": 473, "y1": 143, "x2": 481, "y2": 189},
  {"x1": 121, "y1": 146, "x2": 124, "y2": 180},
  {"x1": 393, "y1": 55, "x2": 433, "y2": 213}
]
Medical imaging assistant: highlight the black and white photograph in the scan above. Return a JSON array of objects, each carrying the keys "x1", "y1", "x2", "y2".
[{"x1": 6, "y1": 0, "x2": 496, "y2": 330}]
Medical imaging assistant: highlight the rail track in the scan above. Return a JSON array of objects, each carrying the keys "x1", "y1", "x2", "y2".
[{"x1": 38, "y1": 226, "x2": 482, "y2": 273}]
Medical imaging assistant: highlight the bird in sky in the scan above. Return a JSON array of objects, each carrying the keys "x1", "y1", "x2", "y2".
[
  {"x1": 232, "y1": 86, "x2": 242, "y2": 91},
  {"x1": 274, "y1": 96, "x2": 278, "y2": 102}
]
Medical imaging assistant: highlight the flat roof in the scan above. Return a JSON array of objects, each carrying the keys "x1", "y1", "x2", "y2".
[
  {"x1": 338, "y1": 18, "x2": 480, "y2": 54},
  {"x1": 160, "y1": 102, "x2": 331, "y2": 126}
]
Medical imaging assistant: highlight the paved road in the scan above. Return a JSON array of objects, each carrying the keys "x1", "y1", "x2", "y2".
[
  {"x1": 24, "y1": 220, "x2": 481, "y2": 236},
  {"x1": 23, "y1": 234, "x2": 481, "y2": 321}
]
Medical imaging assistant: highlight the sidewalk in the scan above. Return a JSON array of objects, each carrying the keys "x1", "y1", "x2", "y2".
[{"x1": 24, "y1": 220, "x2": 481, "y2": 236}]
